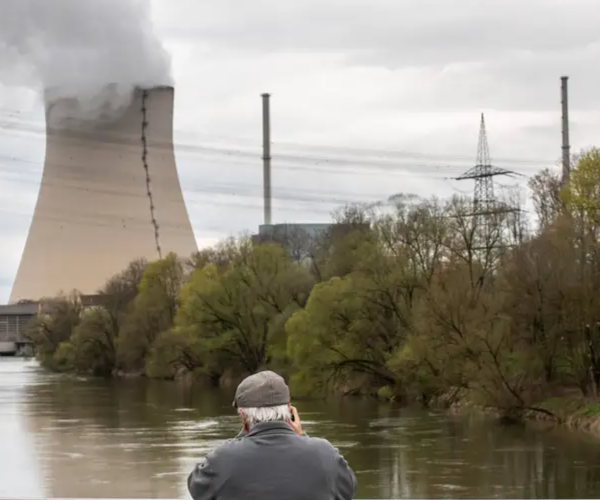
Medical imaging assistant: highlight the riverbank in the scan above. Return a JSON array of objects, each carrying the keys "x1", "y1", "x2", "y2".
[
  {"x1": 437, "y1": 388, "x2": 600, "y2": 439},
  {"x1": 42, "y1": 360, "x2": 600, "y2": 440},
  {"x1": 526, "y1": 394, "x2": 600, "y2": 437},
  {"x1": 30, "y1": 345, "x2": 600, "y2": 442}
]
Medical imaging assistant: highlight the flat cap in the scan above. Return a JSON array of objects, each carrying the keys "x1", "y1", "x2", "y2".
[{"x1": 233, "y1": 370, "x2": 290, "y2": 408}]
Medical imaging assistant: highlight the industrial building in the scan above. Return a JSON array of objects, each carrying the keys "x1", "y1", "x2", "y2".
[
  {"x1": 252, "y1": 223, "x2": 332, "y2": 260},
  {"x1": 253, "y1": 222, "x2": 370, "y2": 263},
  {"x1": 10, "y1": 86, "x2": 198, "y2": 304},
  {"x1": 0, "y1": 302, "x2": 37, "y2": 355},
  {"x1": 0, "y1": 295, "x2": 105, "y2": 355}
]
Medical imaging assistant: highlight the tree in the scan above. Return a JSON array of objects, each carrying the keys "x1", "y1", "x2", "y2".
[
  {"x1": 145, "y1": 327, "x2": 205, "y2": 380},
  {"x1": 286, "y1": 223, "x2": 418, "y2": 397},
  {"x1": 376, "y1": 194, "x2": 447, "y2": 287},
  {"x1": 117, "y1": 253, "x2": 185, "y2": 372},
  {"x1": 27, "y1": 292, "x2": 82, "y2": 369},
  {"x1": 154, "y1": 243, "x2": 314, "y2": 380},
  {"x1": 318, "y1": 204, "x2": 376, "y2": 279},
  {"x1": 188, "y1": 236, "x2": 253, "y2": 272},
  {"x1": 500, "y1": 230, "x2": 571, "y2": 385},
  {"x1": 68, "y1": 308, "x2": 119, "y2": 376},
  {"x1": 558, "y1": 149, "x2": 600, "y2": 394},
  {"x1": 562, "y1": 148, "x2": 600, "y2": 225},
  {"x1": 101, "y1": 258, "x2": 147, "y2": 317},
  {"x1": 286, "y1": 273, "x2": 404, "y2": 397},
  {"x1": 529, "y1": 168, "x2": 562, "y2": 229}
]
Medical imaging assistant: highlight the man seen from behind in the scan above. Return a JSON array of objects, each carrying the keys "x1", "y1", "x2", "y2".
[{"x1": 188, "y1": 370, "x2": 356, "y2": 500}]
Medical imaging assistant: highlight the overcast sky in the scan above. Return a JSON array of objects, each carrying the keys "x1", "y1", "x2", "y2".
[{"x1": 1, "y1": 0, "x2": 599, "y2": 303}]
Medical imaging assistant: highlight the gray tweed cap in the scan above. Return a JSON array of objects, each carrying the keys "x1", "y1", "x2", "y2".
[{"x1": 233, "y1": 370, "x2": 290, "y2": 408}]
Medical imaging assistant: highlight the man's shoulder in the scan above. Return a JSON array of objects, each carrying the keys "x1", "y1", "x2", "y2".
[
  {"x1": 210, "y1": 431, "x2": 340, "y2": 460},
  {"x1": 217, "y1": 434, "x2": 248, "y2": 449},
  {"x1": 204, "y1": 436, "x2": 245, "y2": 461},
  {"x1": 301, "y1": 435, "x2": 341, "y2": 455}
]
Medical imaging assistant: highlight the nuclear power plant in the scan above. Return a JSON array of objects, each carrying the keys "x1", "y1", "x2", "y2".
[{"x1": 9, "y1": 86, "x2": 198, "y2": 303}]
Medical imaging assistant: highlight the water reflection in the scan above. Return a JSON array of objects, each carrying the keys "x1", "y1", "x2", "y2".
[
  {"x1": 0, "y1": 359, "x2": 45, "y2": 499},
  {"x1": 1, "y1": 358, "x2": 600, "y2": 499}
]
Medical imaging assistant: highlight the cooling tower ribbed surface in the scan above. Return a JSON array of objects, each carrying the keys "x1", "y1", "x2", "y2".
[{"x1": 9, "y1": 86, "x2": 198, "y2": 303}]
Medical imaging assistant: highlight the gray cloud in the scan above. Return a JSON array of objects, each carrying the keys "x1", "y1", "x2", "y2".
[
  {"x1": 158, "y1": 0, "x2": 598, "y2": 59},
  {"x1": 156, "y1": 0, "x2": 600, "y2": 111},
  {"x1": 0, "y1": 0, "x2": 171, "y2": 123}
]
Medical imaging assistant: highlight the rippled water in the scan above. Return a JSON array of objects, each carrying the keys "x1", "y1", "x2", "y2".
[{"x1": 2, "y1": 358, "x2": 600, "y2": 499}]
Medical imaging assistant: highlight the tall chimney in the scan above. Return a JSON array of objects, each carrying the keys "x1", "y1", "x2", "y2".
[
  {"x1": 561, "y1": 76, "x2": 571, "y2": 185},
  {"x1": 10, "y1": 86, "x2": 198, "y2": 303},
  {"x1": 261, "y1": 93, "x2": 272, "y2": 226}
]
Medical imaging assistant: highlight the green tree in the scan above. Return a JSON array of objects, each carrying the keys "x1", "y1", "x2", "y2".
[
  {"x1": 101, "y1": 258, "x2": 147, "y2": 320},
  {"x1": 320, "y1": 204, "x2": 375, "y2": 279},
  {"x1": 145, "y1": 327, "x2": 205, "y2": 380},
  {"x1": 61, "y1": 258, "x2": 149, "y2": 376},
  {"x1": 117, "y1": 253, "x2": 185, "y2": 372},
  {"x1": 558, "y1": 149, "x2": 600, "y2": 395},
  {"x1": 68, "y1": 308, "x2": 118, "y2": 376},
  {"x1": 27, "y1": 292, "x2": 82, "y2": 370},
  {"x1": 165, "y1": 243, "x2": 313, "y2": 380},
  {"x1": 562, "y1": 148, "x2": 600, "y2": 222},
  {"x1": 286, "y1": 230, "x2": 414, "y2": 397},
  {"x1": 188, "y1": 237, "x2": 253, "y2": 272}
]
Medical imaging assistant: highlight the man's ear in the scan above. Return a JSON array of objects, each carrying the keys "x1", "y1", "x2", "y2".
[{"x1": 239, "y1": 409, "x2": 249, "y2": 431}]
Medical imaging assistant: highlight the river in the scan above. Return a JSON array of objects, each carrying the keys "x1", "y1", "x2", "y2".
[{"x1": 2, "y1": 358, "x2": 600, "y2": 499}]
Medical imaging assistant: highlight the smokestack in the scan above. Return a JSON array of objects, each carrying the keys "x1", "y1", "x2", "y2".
[
  {"x1": 262, "y1": 93, "x2": 272, "y2": 226},
  {"x1": 561, "y1": 76, "x2": 571, "y2": 185},
  {"x1": 9, "y1": 86, "x2": 198, "y2": 303}
]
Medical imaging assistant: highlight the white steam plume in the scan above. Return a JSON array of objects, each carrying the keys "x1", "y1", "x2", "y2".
[{"x1": 0, "y1": 0, "x2": 172, "y2": 126}]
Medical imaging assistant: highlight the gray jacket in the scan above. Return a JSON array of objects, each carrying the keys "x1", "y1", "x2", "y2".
[{"x1": 188, "y1": 421, "x2": 356, "y2": 500}]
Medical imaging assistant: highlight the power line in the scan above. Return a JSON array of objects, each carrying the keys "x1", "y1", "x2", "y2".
[
  {"x1": 0, "y1": 197, "x2": 346, "y2": 234},
  {"x1": 0, "y1": 147, "x2": 537, "y2": 213},
  {"x1": 0, "y1": 102, "x2": 565, "y2": 166},
  {"x1": 0, "y1": 107, "x2": 560, "y2": 173},
  {"x1": 0, "y1": 161, "x2": 535, "y2": 234},
  {"x1": 0, "y1": 139, "x2": 540, "y2": 234},
  {"x1": 0, "y1": 139, "x2": 553, "y2": 183},
  {"x1": 0, "y1": 170, "x2": 388, "y2": 209}
]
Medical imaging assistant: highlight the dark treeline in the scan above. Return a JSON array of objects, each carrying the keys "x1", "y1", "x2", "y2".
[{"x1": 28, "y1": 149, "x2": 600, "y2": 419}]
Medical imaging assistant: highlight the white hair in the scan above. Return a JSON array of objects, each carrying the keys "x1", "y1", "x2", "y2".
[{"x1": 239, "y1": 404, "x2": 290, "y2": 429}]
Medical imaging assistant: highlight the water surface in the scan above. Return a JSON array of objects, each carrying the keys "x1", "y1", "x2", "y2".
[{"x1": 2, "y1": 358, "x2": 600, "y2": 499}]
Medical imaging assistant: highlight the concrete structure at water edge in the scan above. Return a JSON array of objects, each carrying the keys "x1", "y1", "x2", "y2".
[
  {"x1": 10, "y1": 86, "x2": 197, "y2": 303},
  {"x1": 0, "y1": 302, "x2": 38, "y2": 356},
  {"x1": 0, "y1": 295, "x2": 106, "y2": 355}
]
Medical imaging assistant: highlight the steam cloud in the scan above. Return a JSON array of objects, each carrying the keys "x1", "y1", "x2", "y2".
[{"x1": 0, "y1": 0, "x2": 172, "y2": 125}]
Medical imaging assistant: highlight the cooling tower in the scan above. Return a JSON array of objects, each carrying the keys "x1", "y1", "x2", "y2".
[{"x1": 9, "y1": 86, "x2": 198, "y2": 303}]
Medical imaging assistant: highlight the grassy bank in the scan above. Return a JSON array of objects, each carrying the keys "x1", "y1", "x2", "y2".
[
  {"x1": 528, "y1": 394, "x2": 600, "y2": 437},
  {"x1": 435, "y1": 388, "x2": 600, "y2": 439}
]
